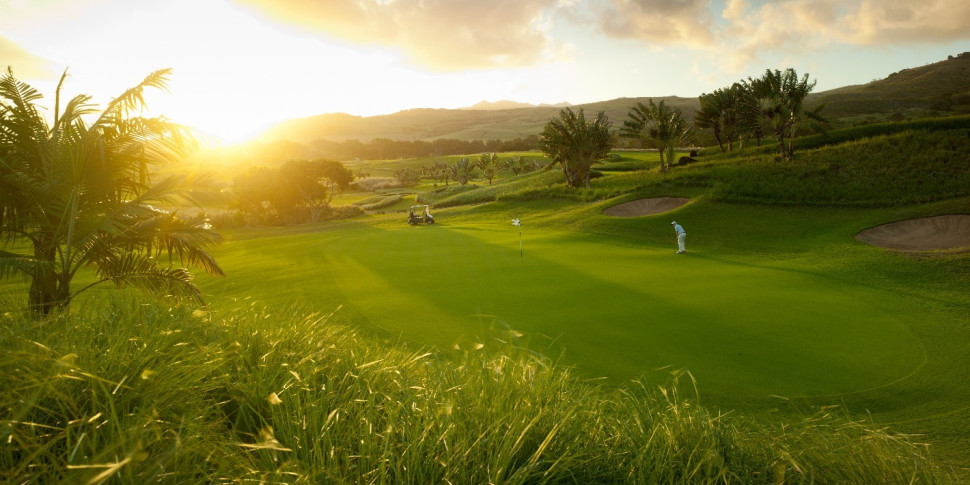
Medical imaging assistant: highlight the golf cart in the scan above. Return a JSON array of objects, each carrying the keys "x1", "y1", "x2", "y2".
[{"x1": 407, "y1": 205, "x2": 435, "y2": 225}]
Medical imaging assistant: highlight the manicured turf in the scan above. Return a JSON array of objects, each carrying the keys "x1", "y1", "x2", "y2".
[{"x1": 197, "y1": 198, "x2": 967, "y2": 422}]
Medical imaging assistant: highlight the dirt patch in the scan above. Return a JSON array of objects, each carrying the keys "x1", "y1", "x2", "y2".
[
  {"x1": 603, "y1": 197, "x2": 690, "y2": 217},
  {"x1": 855, "y1": 215, "x2": 970, "y2": 252}
]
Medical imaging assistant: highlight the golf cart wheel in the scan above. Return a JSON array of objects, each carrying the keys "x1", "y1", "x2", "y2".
[
  {"x1": 428, "y1": 219, "x2": 435, "y2": 224},
  {"x1": 409, "y1": 220, "x2": 416, "y2": 226}
]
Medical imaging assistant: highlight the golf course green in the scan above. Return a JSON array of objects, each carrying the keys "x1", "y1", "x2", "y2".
[{"x1": 198, "y1": 195, "x2": 970, "y2": 436}]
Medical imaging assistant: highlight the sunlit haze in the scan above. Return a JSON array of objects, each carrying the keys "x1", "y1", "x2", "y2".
[{"x1": 3, "y1": 0, "x2": 970, "y2": 143}]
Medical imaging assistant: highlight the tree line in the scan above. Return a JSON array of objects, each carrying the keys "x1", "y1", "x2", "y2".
[
  {"x1": 392, "y1": 154, "x2": 545, "y2": 188},
  {"x1": 539, "y1": 68, "x2": 822, "y2": 188},
  {"x1": 695, "y1": 68, "x2": 824, "y2": 160},
  {"x1": 310, "y1": 135, "x2": 541, "y2": 161}
]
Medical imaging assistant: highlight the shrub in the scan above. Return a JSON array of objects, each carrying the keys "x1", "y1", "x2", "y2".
[
  {"x1": 354, "y1": 177, "x2": 401, "y2": 192},
  {"x1": 359, "y1": 194, "x2": 403, "y2": 211},
  {"x1": 328, "y1": 205, "x2": 364, "y2": 220}
]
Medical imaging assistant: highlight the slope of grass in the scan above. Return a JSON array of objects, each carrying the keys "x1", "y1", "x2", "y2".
[{"x1": 0, "y1": 295, "x2": 952, "y2": 483}]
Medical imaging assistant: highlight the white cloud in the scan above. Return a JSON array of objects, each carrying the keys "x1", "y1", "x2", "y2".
[
  {"x1": 0, "y1": 36, "x2": 56, "y2": 78},
  {"x1": 836, "y1": 1, "x2": 970, "y2": 45},
  {"x1": 718, "y1": 0, "x2": 970, "y2": 67},
  {"x1": 594, "y1": 0, "x2": 716, "y2": 47},
  {"x1": 593, "y1": 0, "x2": 970, "y2": 76},
  {"x1": 233, "y1": 0, "x2": 563, "y2": 70}
]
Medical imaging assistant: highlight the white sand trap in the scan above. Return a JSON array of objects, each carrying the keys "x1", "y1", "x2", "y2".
[
  {"x1": 603, "y1": 197, "x2": 690, "y2": 217},
  {"x1": 855, "y1": 215, "x2": 970, "y2": 252}
]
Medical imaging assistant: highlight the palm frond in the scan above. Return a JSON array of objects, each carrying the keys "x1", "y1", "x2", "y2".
[
  {"x1": 0, "y1": 249, "x2": 48, "y2": 279},
  {"x1": 96, "y1": 68, "x2": 173, "y2": 124},
  {"x1": 133, "y1": 172, "x2": 224, "y2": 208},
  {"x1": 77, "y1": 251, "x2": 203, "y2": 304}
]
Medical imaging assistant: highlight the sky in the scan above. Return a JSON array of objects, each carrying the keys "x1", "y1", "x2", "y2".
[{"x1": 2, "y1": 0, "x2": 970, "y2": 143}]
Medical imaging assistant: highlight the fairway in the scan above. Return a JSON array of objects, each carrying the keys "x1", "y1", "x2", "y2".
[{"x1": 200, "y1": 211, "x2": 929, "y2": 409}]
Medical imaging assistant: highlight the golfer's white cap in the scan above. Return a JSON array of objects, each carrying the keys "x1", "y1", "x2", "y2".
[{"x1": 670, "y1": 221, "x2": 677, "y2": 225}]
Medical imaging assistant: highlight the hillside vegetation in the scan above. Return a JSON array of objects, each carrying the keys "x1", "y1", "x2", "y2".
[
  {"x1": 399, "y1": 116, "x2": 970, "y2": 209},
  {"x1": 254, "y1": 53, "x2": 970, "y2": 145}
]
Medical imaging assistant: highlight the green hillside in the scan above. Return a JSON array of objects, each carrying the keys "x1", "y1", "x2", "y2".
[
  {"x1": 258, "y1": 96, "x2": 701, "y2": 144},
  {"x1": 256, "y1": 53, "x2": 970, "y2": 145},
  {"x1": 808, "y1": 51, "x2": 970, "y2": 121}
]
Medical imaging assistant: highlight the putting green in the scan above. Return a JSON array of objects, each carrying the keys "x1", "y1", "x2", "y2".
[{"x1": 202, "y1": 219, "x2": 924, "y2": 406}]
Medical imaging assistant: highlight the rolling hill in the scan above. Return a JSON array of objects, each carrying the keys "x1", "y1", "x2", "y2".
[
  {"x1": 256, "y1": 96, "x2": 699, "y2": 144},
  {"x1": 255, "y1": 52, "x2": 970, "y2": 145}
]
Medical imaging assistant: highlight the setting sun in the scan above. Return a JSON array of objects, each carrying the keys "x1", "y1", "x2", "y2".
[{"x1": 3, "y1": 0, "x2": 969, "y2": 143}]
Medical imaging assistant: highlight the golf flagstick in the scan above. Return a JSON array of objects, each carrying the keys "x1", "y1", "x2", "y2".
[{"x1": 512, "y1": 218, "x2": 522, "y2": 262}]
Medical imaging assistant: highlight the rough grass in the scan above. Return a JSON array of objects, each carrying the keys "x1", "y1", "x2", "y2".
[
  {"x1": 708, "y1": 128, "x2": 970, "y2": 205},
  {"x1": 353, "y1": 194, "x2": 403, "y2": 211},
  {"x1": 0, "y1": 295, "x2": 952, "y2": 483}
]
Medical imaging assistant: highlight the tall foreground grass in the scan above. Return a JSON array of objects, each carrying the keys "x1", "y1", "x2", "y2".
[{"x1": 1, "y1": 295, "x2": 951, "y2": 483}]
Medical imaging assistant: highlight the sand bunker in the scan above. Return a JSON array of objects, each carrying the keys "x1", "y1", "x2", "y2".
[
  {"x1": 603, "y1": 197, "x2": 690, "y2": 217},
  {"x1": 855, "y1": 215, "x2": 970, "y2": 252}
]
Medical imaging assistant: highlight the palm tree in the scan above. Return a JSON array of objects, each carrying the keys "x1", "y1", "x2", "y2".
[
  {"x1": 0, "y1": 68, "x2": 224, "y2": 316},
  {"x1": 779, "y1": 70, "x2": 826, "y2": 157},
  {"x1": 622, "y1": 100, "x2": 693, "y2": 172},
  {"x1": 740, "y1": 69, "x2": 823, "y2": 160},
  {"x1": 538, "y1": 108, "x2": 613, "y2": 188},
  {"x1": 449, "y1": 157, "x2": 474, "y2": 185},
  {"x1": 695, "y1": 91, "x2": 727, "y2": 152},
  {"x1": 695, "y1": 86, "x2": 743, "y2": 152},
  {"x1": 477, "y1": 152, "x2": 500, "y2": 184}
]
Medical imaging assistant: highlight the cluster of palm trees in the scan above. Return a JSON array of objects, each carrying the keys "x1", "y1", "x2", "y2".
[
  {"x1": 536, "y1": 69, "x2": 821, "y2": 189},
  {"x1": 412, "y1": 154, "x2": 543, "y2": 187},
  {"x1": 695, "y1": 68, "x2": 824, "y2": 160},
  {"x1": 538, "y1": 101, "x2": 695, "y2": 186},
  {"x1": 0, "y1": 68, "x2": 224, "y2": 315}
]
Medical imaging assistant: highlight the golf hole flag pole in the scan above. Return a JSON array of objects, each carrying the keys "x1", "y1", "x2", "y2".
[{"x1": 512, "y1": 218, "x2": 522, "y2": 262}]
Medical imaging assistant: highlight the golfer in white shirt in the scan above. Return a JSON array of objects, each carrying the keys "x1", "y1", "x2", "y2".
[{"x1": 671, "y1": 221, "x2": 686, "y2": 253}]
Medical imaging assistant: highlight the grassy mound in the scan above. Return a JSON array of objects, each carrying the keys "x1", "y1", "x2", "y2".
[{"x1": 0, "y1": 296, "x2": 950, "y2": 483}]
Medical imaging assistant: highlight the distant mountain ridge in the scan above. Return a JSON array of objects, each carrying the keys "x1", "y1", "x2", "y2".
[
  {"x1": 257, "y1": 52, "x2": 970, "y2": 144},
  {"x1": 258, "y1": 96, "x2": 699, "y2": 144},
  {"x1": 805, "y1": 51, "x2": 970, "y2": 119},
  {"x1": 464, "y1": 100, "x2": 573, "y2": 110}
]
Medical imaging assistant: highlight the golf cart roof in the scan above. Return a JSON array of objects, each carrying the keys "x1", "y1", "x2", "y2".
[{"x1": 409, "y1": 205, "x2": 430, "y2": 210}]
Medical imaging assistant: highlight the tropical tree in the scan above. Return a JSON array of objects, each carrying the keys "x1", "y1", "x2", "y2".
[
  {"x1": 503, "y1": 156, "x2": 525, "y2": 176},
  {"x1": 538, "y1": 108, "x2": 613, "y2": 188},
  {"x1": 277, "y1": 160, "x2": 350, "y2": 222},
  {"x1": 696, "y1": 86, "x2": 743, "y2": 152},
  {"x1": 392, "y1": 166, "x2": 421, "y2": 187},
  {"x1": 232, "y1": 166, "x2": 277, "y2": 222},
  {"x1": 449, "y1": 157, "x2": 475, "y2": 185},
  {"x1": 477, "y1": 152, "x2": 501, "y2": 184},
  {"x1": 0, "y1": 68, "x2": 224, "y2": 315},
  {"x1": 740, "y1": 68, "x2": 824, "y2": 160},
  {"x1": 622, "y1": 100, "x2": 693, "y2": 172},
  {"x1": 695, "y1": 91, "x2": 727, "y2": 152}
]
